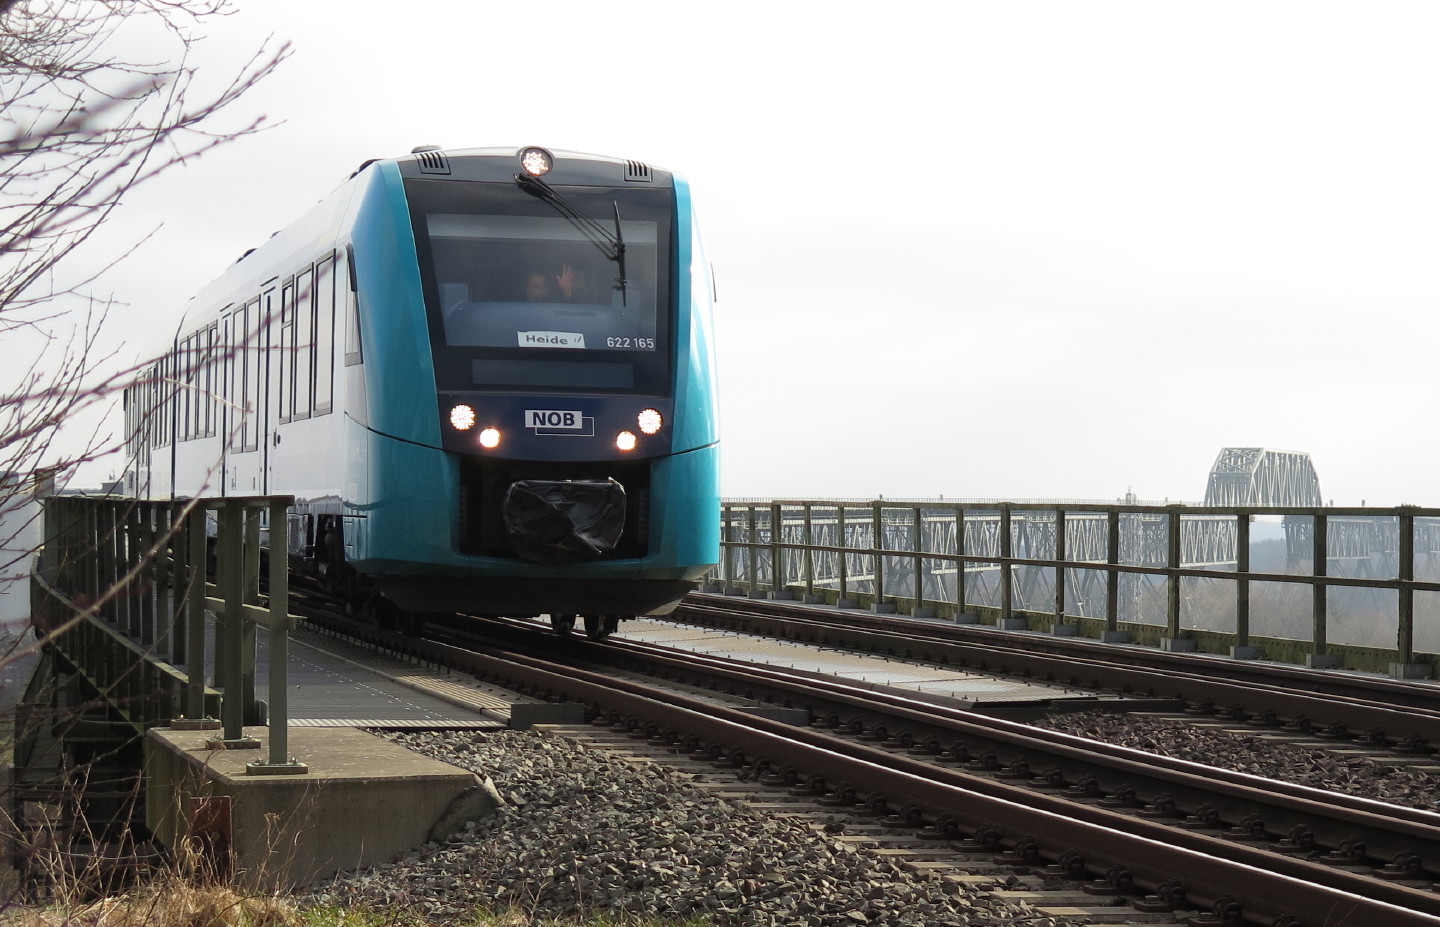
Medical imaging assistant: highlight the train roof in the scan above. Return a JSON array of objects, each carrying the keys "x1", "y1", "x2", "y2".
[{"x1": 362, "y1": 145, "x2": 676, "y2": 188}]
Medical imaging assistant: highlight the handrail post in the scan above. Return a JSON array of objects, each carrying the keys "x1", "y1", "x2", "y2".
[
  {"x1": 745, "y1": 506, "x2": 758, "y2": 597},
  {"x1": 241, "y1": 508, "x2": 261, "y2": 722},
  {"x1": 1235, "y1": 513, "x2": 1251, "y2": 645},
  {"x1": 1308, "y1": 511, "x2": 1335, "y2": 668},
  {"x1": 719, "y1": 503, "x2": 731, "y2": 592},
  {"x1": 955, "y1": 507, "x2": 968, "y2": 621},
  {"x1": 912, "y1": 506, "x2": 925, "y2": 616},
  {"x1": 185, "y1": 506, "x2": 208, "y2": 720},
  {"x1": 999, "y1": 504, "x2": 1013, "y2": 625},
  {"x1": 838, "y1": 506, "x2": 850, "y2": 606},
  {"x1": 872, "y1": 502, "x2": 885, "y2": 609},
  {"x1": 1391, "y1": 509, "x2": 1428, "y2": 679},
  {"x1": 1054, "y1": 509, "x2": 1067, "y2": 625},
  {"x1": 214, "y1": 501, "x2": 257, "y2": 746},
  {"x1": 1165, "y1": 507, "x2": 1183, "y2": 645},
  {"x1": 802, "y1": 504, "x2": 815, "y2": 601},
  {"x1": 246, "y1": 497, "x2": 307, "y2": 775},
  {"x1": 1105, "y1": 509, "x2": 1121, "y2": 640},
  {"x1": 769, "y1": 501, "x2": 783, "y2": 597}
]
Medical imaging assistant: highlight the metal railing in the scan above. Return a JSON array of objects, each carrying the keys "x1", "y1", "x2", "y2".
[
  {"x1": 34, "y1": 494, "x2": 307, "y2": 775},
  {"x1": 709, "y1": 500, "x2": 1440, "y2": 679}
]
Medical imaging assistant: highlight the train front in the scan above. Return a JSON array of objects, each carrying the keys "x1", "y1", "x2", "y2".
[{"x1": 347, "y1": 146, "x2": 719, "y2": 621}]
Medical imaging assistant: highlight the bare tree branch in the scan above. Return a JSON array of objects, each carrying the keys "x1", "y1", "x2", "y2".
[{"x1": 0, "y1": 0, "x2": 289, "y2": 504}]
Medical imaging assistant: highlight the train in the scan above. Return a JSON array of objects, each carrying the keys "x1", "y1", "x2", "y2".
[{"x1": 124, "y1": 145, "x2": 720, "y2": 639}]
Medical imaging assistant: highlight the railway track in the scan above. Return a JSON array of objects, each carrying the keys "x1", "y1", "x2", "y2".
[
  {"x1": 307, "y1": 606, "x2": 1440, "y2": 927},
  {"x1": 675, "y1": 594, "x2": 1440, "y2": 749}
]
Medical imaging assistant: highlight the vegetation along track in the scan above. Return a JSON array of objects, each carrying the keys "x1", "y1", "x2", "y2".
[{"x1": 310, "y1": 607, "x2": 1440, "y2": 927}]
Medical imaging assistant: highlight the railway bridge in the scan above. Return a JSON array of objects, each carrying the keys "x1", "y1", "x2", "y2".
[{"x1": 713, "y1": 449, "x2": 1440, "y2": 679}]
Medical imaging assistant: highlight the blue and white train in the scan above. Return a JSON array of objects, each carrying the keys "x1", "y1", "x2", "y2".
[{"x1": 125, "y1": 145, "x2": 720, "y2": 638}]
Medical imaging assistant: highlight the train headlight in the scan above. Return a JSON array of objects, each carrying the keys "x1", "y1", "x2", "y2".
[
  {"x1": 637, "y1": 408, "x2": 663, "y2": 435},
  {"x1": 450, "y1": 404, "x2": 476, "y2": 431},
  {"x1": 616, "y1": 431, "x2": 637, "y2": 452},
  {"x1": 519, "y1": 146, "x2": 553, "y2": 177},
  {"x1": 479, "y1": 427, "x2": 502, "y2": 449}
]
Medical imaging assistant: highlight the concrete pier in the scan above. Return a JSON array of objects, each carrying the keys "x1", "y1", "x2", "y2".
[{"x1": 145, "y1": 725, "x2": 500, "y2": 890}]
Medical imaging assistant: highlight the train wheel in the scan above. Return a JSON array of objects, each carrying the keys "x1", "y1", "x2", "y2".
[
  {"x1": 551, "y1": 613, "x2": 577, "y2": 636},
  {"x1": 583, "y1": 615, "x2": 610, "y2": 641},
  {"x1": 403, "y1": 611, "x2": 431, "y2": 637}
]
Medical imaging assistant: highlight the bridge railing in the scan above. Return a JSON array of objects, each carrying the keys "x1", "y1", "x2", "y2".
[
  {"x1": 708, "y1": 500, "x2": 1440, "y2": 679},
  {"x1": 33, "y1": 494, "x2": 307, "y2": 774}
]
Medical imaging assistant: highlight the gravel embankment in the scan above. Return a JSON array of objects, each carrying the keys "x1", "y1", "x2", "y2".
[
  {"x1": 304, "y1": 729, "x2": 1079, "y2": 927},
  {"x1": 1037, "y1": 710, "x2": 1440, "y2": 809}
]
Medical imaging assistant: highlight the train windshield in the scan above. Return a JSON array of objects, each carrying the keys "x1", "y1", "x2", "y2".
[{"x1": 406, "y1": 179, "x2": 673, "y2": 394}]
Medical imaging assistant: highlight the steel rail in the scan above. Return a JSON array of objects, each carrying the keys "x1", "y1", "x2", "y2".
[
  {"x1": 582, "y1": 628, "x2": 1440, "y2": 875},
  {"x1": 679, "y1": 597, "x2": 1440, "y2": 744},
  {"x1": 335, "y1": 616, "x2": 1440, "y2": 927}
]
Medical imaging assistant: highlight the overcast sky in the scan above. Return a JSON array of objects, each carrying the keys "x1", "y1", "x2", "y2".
[{"x1": 74, "y1": 1, "x2": 1440, "y2": 505}]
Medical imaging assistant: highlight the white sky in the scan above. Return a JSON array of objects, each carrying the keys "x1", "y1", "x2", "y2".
[{"x1": 71, "y1": 1, "x2": 1440, "y2": 505}]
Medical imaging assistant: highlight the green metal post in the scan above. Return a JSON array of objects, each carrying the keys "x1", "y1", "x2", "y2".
[
  {"x1": 1105, "y1": 509, "x2": 1120, "y2": 636},
  {"x1": 1166, "y1": 508, "x2": 1181, "y2": 639},
  {"x1": 999, "y1": 504, "x2": 1013, "y2": 623},
  {"x1": 912, "y1": 506, "x2": 924, "y2": 612},
  {"x1": 745, "y1": 507, "x2": 757, "y2": 597},
  {"x1": 1236, "y1": 514, "x2": 1251, "y2": 648},
  {"x1": 1054, "y1": 510, "x2": 1067, "y2": 622},
  {"x1": 241, "y1": 508, "x2": 260, "y2": 723},
  {"x1": 219, "y1": 501, "x2": 245, "y2": 739},
  {"x1": 955, "y1": 508, "x2": 966, "y2": 617},
  {"x1": 872, "y1": 503, "x2": 885, "y2": 607},
  {"x1": 186, "y1": 506, "x2": 207, "y2": 720},
  {"x1": 266, "y1": 498, "x2": 290, "y2": 764},
  {"x1": 1398, "y1": 511, "x2": 1415, "y2": 664},
  {"x1": 140, "y1": 503, "x2": 157, "y2": 646},
  {"x1": 769, "y1": 502, "x2": 783, "y2": 596},
  {"x1": 802, "y1": 505, "x2": 815, "y2": 600},
  {"x1": 721, "y1": 505, "x2": 734, "y2": 592},
  {"x1": 1312, "y1": 513, "x2": 1329, "y2": 660}
]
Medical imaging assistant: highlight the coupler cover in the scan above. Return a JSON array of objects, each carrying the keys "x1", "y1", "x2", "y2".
[{"x1": 503, "y1": 478, "x2": 627, "y2": 564}]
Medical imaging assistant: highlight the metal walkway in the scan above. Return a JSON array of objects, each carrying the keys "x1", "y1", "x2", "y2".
[{"x1": 257, "y1": 625, "x2": 510, "y2": 728}]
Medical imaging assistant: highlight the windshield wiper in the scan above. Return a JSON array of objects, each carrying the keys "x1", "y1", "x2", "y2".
[
  {"x1": 515, "y1": 172, "x2": 628, "y2": 305},
  {"x1": 612, "y1": 201, "x2": 627, "y2": 307}
]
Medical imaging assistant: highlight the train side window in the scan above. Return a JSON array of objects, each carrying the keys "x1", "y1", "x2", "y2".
[
  {"x1": 343, "y1": 244, "x2": 362, "y2": 366},
  {"x1": 220, "y1": 312, "x2": 232, "y2": 447},
  {"x1": 258, "y1": 287, "x2": 274, "y2": 447},
  {"x1": 293, "y1": 267, "x2": 314, "y2": 421},
  {"x1": 314, "y1": 253, "x2": 335, "y2": 415},
  {"x1": 156, "y1": 354, "x2": 166, "y2": 448},
  {"x1": 163, "y1": 350, "x2": 175, "y2": 447},
  {"x1": 205, "y1": 323, "x2": 217, "y2": 437},
  {"x1": 156, "y1": 354, "x2": 168, "y2": 448},
  {"x1": 185, "y1": 332, "x2": 195, "y2": 440},
  {"x1": 181, "y1": 336, "x2": 192, "y2": 440},
  {"x1": 279, "y1": 279, "x2": 294, "y2": 424},
  {"x1": 230, "y1": 303, "x2": 252, "y2": 452}
]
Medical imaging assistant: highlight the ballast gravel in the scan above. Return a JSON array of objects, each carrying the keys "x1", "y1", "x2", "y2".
[
  {"x1": 1038, "y1": 710, "x2": 1440, "y2": 810},
  {"x1": 303, "y1": 729, "x2": 1078, "y2": 927}
]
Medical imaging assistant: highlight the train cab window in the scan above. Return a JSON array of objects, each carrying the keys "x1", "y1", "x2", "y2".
[
  {"x1": 343, "y1": 244, "x2": 363, "y2": 366},
  {"x1": 406, "y1": 179, "x2": 673, "y2": 395}
]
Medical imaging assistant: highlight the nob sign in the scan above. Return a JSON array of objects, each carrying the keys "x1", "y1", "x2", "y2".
[{"x1": 526, "y1": 410, "x2": 584, "y2": 430}]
